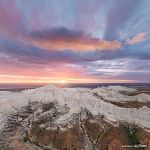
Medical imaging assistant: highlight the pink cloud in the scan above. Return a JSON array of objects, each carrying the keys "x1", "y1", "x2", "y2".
[
  {"x1": 0, "y1": 0, "x2": 25, "y2": 36},
  {"x1": 27, "y1": 27, "x2": 122, "y2": 51},
  {"x1": 126, "y1": 32, "x2": 147, "y2": 45}
]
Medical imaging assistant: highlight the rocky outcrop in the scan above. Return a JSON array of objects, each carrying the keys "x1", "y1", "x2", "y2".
[
  {"x1": 0, "y1": 85, "x2": 150, "y2": 149},
  {"x1": 0, "y1": 101, "x2": 149, "y2": 150}
]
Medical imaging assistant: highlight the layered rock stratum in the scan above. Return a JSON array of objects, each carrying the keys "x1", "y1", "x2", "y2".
[{"x1": 0, "y1": 84, "x2": 150, "y2": 149}]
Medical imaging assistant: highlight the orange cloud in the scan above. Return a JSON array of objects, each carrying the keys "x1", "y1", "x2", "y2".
[
  {"x1": 126, "y1": 32, "x2": 146, "y2": 45},
  {"x1": 31, "y1": 38, "x2": 121, "y2": 51},
  {"x1": 27, "y1": 27, "x2": 122, "y2": 51}
]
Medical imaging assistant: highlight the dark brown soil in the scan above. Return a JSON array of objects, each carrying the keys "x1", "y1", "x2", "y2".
[{"x1": 110, "y1": 101, "x2": 150, "y2": 108}]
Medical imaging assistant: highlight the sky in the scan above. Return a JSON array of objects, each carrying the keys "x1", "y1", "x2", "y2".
[{"x1": 0, "y1": 0, "x2": 150, "y2": 83}]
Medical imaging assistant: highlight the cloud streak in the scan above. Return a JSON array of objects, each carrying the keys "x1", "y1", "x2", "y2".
[
  {"x1": 0, "y1": 0, "x2": 149, "y2": 83},
  {"x1": 28, "y1": 27, "x2": 122, "y2": 51},
  {"x1": 126, "y1": 32, "x2": 147, "y2": 45}
]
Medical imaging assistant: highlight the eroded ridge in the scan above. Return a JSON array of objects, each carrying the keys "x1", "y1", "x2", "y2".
[{"x1": 0, "y1": 85, "x2": 150, "y2": 149}]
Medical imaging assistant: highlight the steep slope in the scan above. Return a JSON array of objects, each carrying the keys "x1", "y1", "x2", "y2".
[{"x1": 0, "y1": 85, "x2": 150, "y2": 149}]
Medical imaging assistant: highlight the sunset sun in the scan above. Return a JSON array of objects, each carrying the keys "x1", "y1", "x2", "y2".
[{"x1": 59, "y1": 80, "x2": 67, "y2": 84}]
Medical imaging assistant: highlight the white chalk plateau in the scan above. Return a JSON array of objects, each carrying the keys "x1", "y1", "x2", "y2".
[{"x1": 0, "y1": 84, "x2": 150, "y2": 131}]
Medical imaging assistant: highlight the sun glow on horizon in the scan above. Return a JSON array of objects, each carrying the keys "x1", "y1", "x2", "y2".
[
  {"x1": 59, "y1": 80, "x2": 67, "y2": 84},
  {"x1": 0, "y1": 75, "x2": 84, "y2": 83},
  {"x1": 0, "y1": 74, "x2": 141, "y2": 84}
]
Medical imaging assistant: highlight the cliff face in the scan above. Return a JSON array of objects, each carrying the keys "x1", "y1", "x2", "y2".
[
  {"x1": 0, "y1": 85, "x2": 150, "y2": 149},
  {"x1": 0, "y1": 101, "x2": 149, "y2": 150}
]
